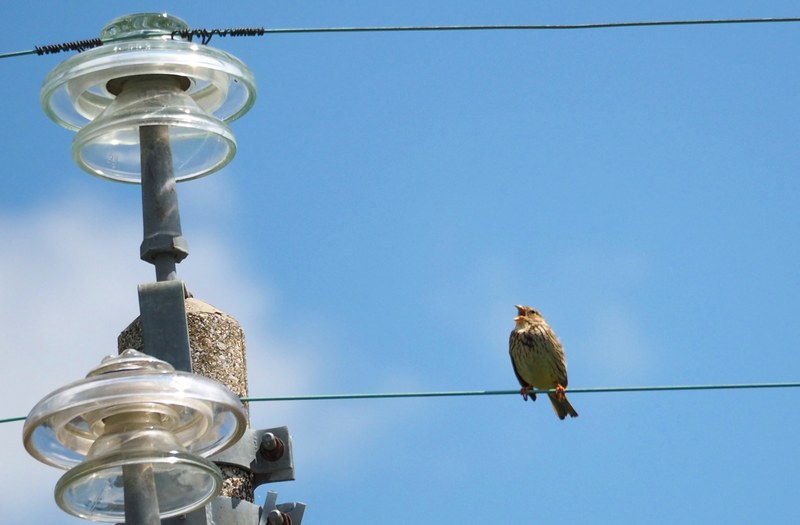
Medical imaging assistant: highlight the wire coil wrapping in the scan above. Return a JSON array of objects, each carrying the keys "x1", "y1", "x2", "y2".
[
  {"x1": 172, "y1": 27, "x2": 267, "y2": 44},
  {"x1": 35, "y1": 38, "x2": 103, "y2": 55}
]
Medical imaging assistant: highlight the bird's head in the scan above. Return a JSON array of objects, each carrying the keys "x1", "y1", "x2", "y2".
[{"x1": 514, "y1": 304, "x2": 544, "y2": 327}]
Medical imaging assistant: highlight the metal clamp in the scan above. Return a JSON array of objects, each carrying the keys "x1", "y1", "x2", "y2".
[
  {"x1": 260, "y1": 491, "x2": 307, "y2": 525},
  {"x1": 210, "y1": 427, "x2": 295, "y2": 487},
  {"x1": 137, "y1": 280, "x2": 192, "y2": 372},
  {"x1": 162, "y1": 491, "x2": 306, "y2": 525}
]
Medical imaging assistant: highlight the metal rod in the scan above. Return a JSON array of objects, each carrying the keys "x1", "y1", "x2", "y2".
[
  {"x1": 129, "y1": 76, "x2": 194, "y2": 524},
  {"x1": 123, "y1": 463, "x2": 160, "y2": 525},
  {"x1": 136, "y1": 77, "x2": 189, "y2": 281},
  {"x1": 140, "y1": 122, "x2": 182, "y2": 281}
]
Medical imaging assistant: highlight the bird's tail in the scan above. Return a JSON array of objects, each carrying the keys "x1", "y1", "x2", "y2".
[{"x1": 548, "y1": 392, "x2": 579, "y2": 420}]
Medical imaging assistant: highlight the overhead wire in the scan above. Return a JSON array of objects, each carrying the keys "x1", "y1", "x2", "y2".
[
  {"x1": 2, "y1": 16, "x2": 800, "y2": 60},
  {"x1": 241, "y1": 381, "x2": 800, "y2": 402},
  {"x1": 1, "y1": 15, "x2": 798, "y2": 419},
  {"x1": 2, "y1": 381, "x2": 798, "y2": 424},
  {"x1": 258, "y1": 17, "x2": 800, "y2": 35}
]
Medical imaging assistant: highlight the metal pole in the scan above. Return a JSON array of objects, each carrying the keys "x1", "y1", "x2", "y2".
[
  {"x1": 123, "y1": 464, "x2": 161, "y2": 525},
  {"x1": 120, "y1": 76, "x2": 192, "y2": 525},
  {"x1": 140, "y1": 124, "x2": 176, "y2": 281},
  {"x1": 134, "y1": 77, "x2": 209, "y2": 525},
  {"x1": 107, "y1": 412, "x2": 164, "y2": 525},
  {"x1": 137, "y1": 76, "x2": 189, "y2": 282}
]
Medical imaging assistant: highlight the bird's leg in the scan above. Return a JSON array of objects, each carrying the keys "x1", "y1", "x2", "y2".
[
  {"x1": 520, "y1": 386, "x2": 536, "y2": 401},
  {"x1": 555, "y1": 384, "x2": 567, "y2": 402}
]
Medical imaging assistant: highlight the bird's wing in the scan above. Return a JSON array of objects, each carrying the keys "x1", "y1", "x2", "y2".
[{"x1": 508, "y1": 331, "x2": 529, "y2": 388}]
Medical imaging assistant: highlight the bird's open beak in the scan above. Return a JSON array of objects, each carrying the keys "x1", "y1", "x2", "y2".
[{"x1": 513, "y1": 305, "x2": 526, "y2": 323}]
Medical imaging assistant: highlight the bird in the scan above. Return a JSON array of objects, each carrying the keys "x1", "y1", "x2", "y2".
[{"x1": 509, "y1": 304, "x2": 578, "y2": 419}]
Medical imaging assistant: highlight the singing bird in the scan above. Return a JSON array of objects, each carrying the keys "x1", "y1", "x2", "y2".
[{"x1": 509, "y1": 305, "x2": 578, "y2": 419}]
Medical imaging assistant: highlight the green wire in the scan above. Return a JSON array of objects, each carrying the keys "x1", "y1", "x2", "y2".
[
  {"x1": 241, "y1": 381, "x2": 800, "y2": 402},
  {"x1": 263, "y1": 17, "x2": 800, "y2": 35},
  {"x1": 0, "y1": 49, "x2": 38, "y2": 59},
  {"x1": 0, "y1": 416, "x2": 26, "y2": 424},
  {"x1": 3, "y1": 17, "x2": 800, "y2": 60},
  {"x1": 4, "y1": 382, "x2": 798, "y2": 424}
]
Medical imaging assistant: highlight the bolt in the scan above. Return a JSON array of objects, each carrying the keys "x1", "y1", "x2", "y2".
[
  {"x1": 267, "y1": 509, "x2": 291, "y2": 525},
  {"x1": 259, "y1": 432, "x2": 285, "y2": 462}
]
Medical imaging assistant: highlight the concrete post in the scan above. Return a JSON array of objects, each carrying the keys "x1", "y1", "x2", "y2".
[{"x1": 118, "y1": 297, "x2": 254, "y2": 502}]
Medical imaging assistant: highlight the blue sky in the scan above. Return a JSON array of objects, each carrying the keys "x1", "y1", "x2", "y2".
[{"x1": 1, "y1": 1, "x2": 799, "y2": 523}]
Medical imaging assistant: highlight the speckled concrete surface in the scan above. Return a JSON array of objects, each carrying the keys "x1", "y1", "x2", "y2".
[{"x1": 118, "y1": 296, "x2": 254, "y2": 501}]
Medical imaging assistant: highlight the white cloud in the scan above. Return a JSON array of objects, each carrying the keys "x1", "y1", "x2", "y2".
[
  {"x1": 0, "y1": 193, "x2": 413, "y2": 523},
  {"x1": 0, "y1": 197, "x2": 148, "y2": 524}
]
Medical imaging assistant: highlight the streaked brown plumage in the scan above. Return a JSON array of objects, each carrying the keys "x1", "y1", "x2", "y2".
[{"x1": 509, "y1": 305, "x2": 578, "y2": 419}]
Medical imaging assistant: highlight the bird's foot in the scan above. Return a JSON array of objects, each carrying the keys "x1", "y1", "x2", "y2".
[
  {"x1": 555, "y1": 384, "x2": 567, "y2": 402},
  {"x1": 520, "y1": 386, "x2": 536, "y2": 402}
]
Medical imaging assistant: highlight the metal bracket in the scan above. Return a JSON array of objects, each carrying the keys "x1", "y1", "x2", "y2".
[
  {"x1": 117, "y1": 427, "x2": 298, "y2": 525},
  {"x1": 136, "y1": 280, "x2": 192, "y2": 372},
  {"x1": 162, "y1": 509, "x2": 207, "y2": 525},
  {"x1": 117, "y1": 493, "x2": 306, "y2": 524},
  {"x1": 259, "y1": 491, "x2": 307, "y2": 525},
  {"x1": 204, "y1": 493, "x2": 306, "y2": 525},
  {"x1": 208, "y1": 498, "x2": 260, "y2": 525},
  {"x1": 211, "y1": 427, "x2": 295, "y2": 487}
]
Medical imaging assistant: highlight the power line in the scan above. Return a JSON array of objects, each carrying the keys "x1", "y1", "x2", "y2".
[
  {"x1": 2, "y1": 17, "x2": 800, "y2": 60},
  {"x1": 3, "y1": 381, "x2": 798, "y2": 424},
  {"x1": 242, "y1": 381, "x2": 800, "y2": 402},
  {"x1": 261, "y1": 17, "x2": 800, "y2": 35}
]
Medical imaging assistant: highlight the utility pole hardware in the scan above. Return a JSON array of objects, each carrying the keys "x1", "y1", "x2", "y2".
[{"x1": 22, "y1": 12, "x2": 305, "y2": 524}]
